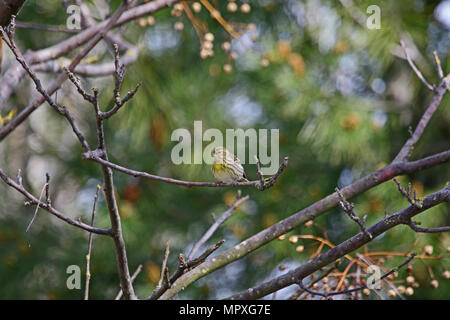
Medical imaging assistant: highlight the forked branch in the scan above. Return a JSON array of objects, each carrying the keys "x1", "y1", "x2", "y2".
[{"x1": 0, "y1": 168, "x2": 111, "y2": 236}]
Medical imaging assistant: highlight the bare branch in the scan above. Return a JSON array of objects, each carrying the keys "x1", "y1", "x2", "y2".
[
  {"x1": 15, "y1": 21, "x2": 78, "y2": 33},
  {"x1": 1, "y1": 3, "x2": 448, "y2": 301},
  {"x1": 155, "y1": 150, "x2": 450, "y2": 300},
  {"x1": 0, "y1": 22, "x2": 92, "y2": 151},
  {"x1": 390, "y1": 41, "x2": 450, "y2": 164},
  {"x1": 113, "y1": 44, "x2": 125, "y2": 106},
  {"x1": 83, "y1": 151, "x2": 288, "y2": 190},
  {"x1": 188, "y1": 192, "x2": 249, "y2": 260},
  {"x1": 259, "y1": 157, "x2": 289, "y2": 190},
  {"x1": 288, "y1": 266, "x2": 336, "y2": 300},
  {"x1": 32, "y1": 48, "x2": 139, "y2": 77},
  {"x1": 148, "y1": 240, "x2": 225, "y2": 300},
  {"x1": 66, "y1": 15, "x2": 140, "y2": 299},
  {"x1": 0, "y1": 1, "x2": 138, "y2": 300},
  {"x1": 0, "y1": 0, "x2": 179, "y2": 110},
  {"x1": 115, "y1": 264, "x2": 143, "y2": 300},
  {"x1": 433, "y1": 51, "x2": 444, "y2": 80},
  {"x1": 296, "y1": 254, "x2": 415, "y2": 300},
  {"x1": 226, "y1": 185, "x2": 449, "y2": 300},
  {"x1": 97, "y1": 44, "x2": 142, "y2": 120},
  {"x1": 25, "y1": 174, "x2": 49, "y2": 233},
  {"x1": 356, "y1": 253, "x2": 405, "y2": 300},
  {"x1": 336, "y1": 187, "x2": 372, "y2": 239},
  {"x1": 252, "y1": 156, "x2": 289, "y2": 191},
  {"x1": 84, "y1": 185, "x2": 101, "y2": 300},
  {"x1": 0, "y1": 168, "x2": 111, "y2": 236},
  {"x1": 101, "y1": 82, "x2": 142, "y2": 119},
  {"x1": 0, "y1": 18, "x2": 64, "y2": 113},
  {"x1": 63, "y1": 67, "x2": 96, "y2": 103},
  {"x1": 254, "y1": 155, "x2": 265, "y2": 190},
  {"x1": 74, "y1": 0, "x2": 132, "y2": 52},
  {"x1": 157, "y1": 240, "x2": 171, "y2": 290},
  {"x1": 44, "y1": 173, "x2": 51, "y2": 205},
  {"x1": 101, "y1": 159, "x2": 136, "y2": 299},
  {"x1": 406, "y1": 220, "x2": 450, "y2": 233},
  {"x1": 399, "y1": 40, "x2": 435, "y2": 91},
  {"x1": 91, "y1": 102, "x2": 137, "y2": 300},
  {"x1": 0, "y1": 0, "x2": 132, "y2": 142},
  {"x1": 392, "y1": 76, "x2": 449, "y2": 163},
  {"x1": 393, "y1": 178, "x2": 422, "y2": 209},
  {"x1": 189, "y1": 239, "x2": 225, "y2": 267}
]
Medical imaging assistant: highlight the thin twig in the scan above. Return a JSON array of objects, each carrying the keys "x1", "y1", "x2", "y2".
[
  {"x1": 0, "y1": 0, "x2": 132, "y2": 143},
  {"x1": 83, "y1": 151, "x2": 288, "y2": 190},
  {"x1": 399, "y1": 40, "x2": 435, "y2": 91},
  {"x1": 158, "y1": 151, "x2": 450, "y2": 300},
  {"x1": 254, "y1": 155, "x2": 265, "y2": 190},
  {"x1": 25, "y1": 177, "x2": 48, "y2": 233},
  {"x1": 157, "y1": 240, "x2": 171, "y2": 289},
  {"x1": 0, "y1": 17, "x2": 91, "y2": 152},
  {"x1": 0, "y1": 18, "x2": 64, "y2": 114},
  {"x1": 74, "y1": 0, "x2": 132, "y2": 52},
  {"x1": 115, "y1": 264, "x2": 143, "y2": 300},
  {"x1": 433, "y1": 51, "x2": 444, "y2": 80},
  {"x1": 63, "y1": 67, "x2": 96, "y2": 103},
  {"x1": 198, "y1": 0, "x2": 241, "y2": 38},
  {"x1": 259, "y1": 157, "x2": 289, "y2": 190},
  {"x1": 297, "y1": 253, "x2": 416, "y2": 300},
  {"x1": 336, "y1": 187, "x2": 372, "y2": 239},
  {"x1": 148, "y1": 240, "x2": 225, "y2": 300},
  {"x1": 187, "y1": 239, "x2": 225, "y2": 268},
  {"x1": 99, "y1": 54, "x2": 141, "y2": 121},
  {"x1": 356, "y1": 253, "x2": 405, "y2": 300},
  {"x1": 393, "y1": 178, "x2": 422, "y2": 208},
  {"x1": 3, "y1": 1, "x2": 139, "y2": 300},
  {"x1": 113, "y1": 44, "x2": 125, "y2": 106},
  {"x1": 224, "y1": 185, "x2": 449, "y2": 300},
  {"x1": 392, "y1": 75, "x2": 449, "y2": 163},
  {"x1": 288, "y1": 267, "x2": 336, "y2": 300},
  {"x1": 33, "y1": 48, "x2": 139, "y2": 77},
  {"x1": 0, "y1": 168, "x2": 111, "y2": 235},
  {"x1": 0, "y1": 0, "x2": 178, "y2": 112},
  {"x1": 84, "y1": 185, "x2": 102, "y2": 300},
  {"x1": 45, "y1": 173, "x2": 51, "y2": 206},
  {"x1": 188, "y1": 192, "x2": 249, "y2": 260},
  {"x1": 15, "y1": 21, "x2": 79, "y2": 33},
  {"x1": 392, "y1": 42, "x2": 450, "y2": 163},
  {"x1": 406, "y1": 220, "x2": 450, "y2": 233}
]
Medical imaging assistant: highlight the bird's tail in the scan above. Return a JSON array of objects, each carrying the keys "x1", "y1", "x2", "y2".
[{"x1": 239, "y1": 176, "x2": 271, "y2": 183}]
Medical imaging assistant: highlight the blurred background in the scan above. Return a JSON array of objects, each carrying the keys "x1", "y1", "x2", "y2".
[{"x1": 0, "y1": 0, "x2": 449, "y2": 299}]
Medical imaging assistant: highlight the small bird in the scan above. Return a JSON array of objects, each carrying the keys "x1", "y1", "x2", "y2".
[{"x1": 212, "y1": 146, "x2": 247, "y2": 183}]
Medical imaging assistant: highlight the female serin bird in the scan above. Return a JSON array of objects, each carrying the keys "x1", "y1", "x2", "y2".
[{"x1": 212, "y1": 146, "x2": 248, "y2": 183}]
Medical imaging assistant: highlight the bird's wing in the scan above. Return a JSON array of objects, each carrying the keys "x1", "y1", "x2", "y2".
[{"x1": 228, "y1": 154, "x2": 244, "y2": 177}]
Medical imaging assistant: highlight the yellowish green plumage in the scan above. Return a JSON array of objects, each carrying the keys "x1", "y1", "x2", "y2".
[{"x1": 212, "y1": 147, "x2": 247, "y2": 183}]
